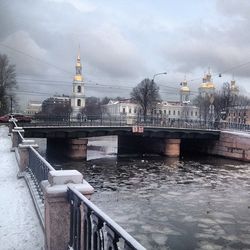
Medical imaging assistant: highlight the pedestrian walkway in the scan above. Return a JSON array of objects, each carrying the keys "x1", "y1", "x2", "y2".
[{"x1": 0, "y1": 126, "x2": 44, "y2": 250}]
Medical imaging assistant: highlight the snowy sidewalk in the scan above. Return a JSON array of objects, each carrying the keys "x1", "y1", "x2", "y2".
[{"x1": 0, "y1": 126, "x2": 44, "y2": 250}]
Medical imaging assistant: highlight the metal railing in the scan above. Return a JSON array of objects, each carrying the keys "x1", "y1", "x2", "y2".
[
  {"x1": 21, "y1": 115, "x2": 219, "y2": 130},
  {"x1": 17, "y1": 130, "x2": 24, "y2": 145},
  {"x1": 28, "y1": 146, "x2": 55, "y2": 201},
  {"x1": 68, "y1": 187, "x2": 146, "y2": 250},
  {"x1": 219, "y1": 121, "x2": 250, "y2": 131},
  {"x1": 20, "y1": 116, "x2": 250, "y2": 133}
]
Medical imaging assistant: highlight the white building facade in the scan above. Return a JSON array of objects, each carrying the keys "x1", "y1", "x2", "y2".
[
  {"x1": 102, "y1": 99, "x2": 200, "y2": 125},
  {"x1": 25, "y1": 101, "x2": 42, "y2": 116}
]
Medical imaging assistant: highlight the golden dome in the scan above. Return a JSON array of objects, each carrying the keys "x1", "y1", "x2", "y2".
[
  {"x1": 204, "y1": 82, "x2": 215, "y2": 89},
  {"x1": 181, "y1": 86, "x2": 190, "y2": 92},
  {"x1": 74, "y1": 75, "x2": 83, "y2": 81},
  {"x1": 200, "y1": 71, "x2": 215, "y2": 90},
  {"x1": 180, "y1": 80, "x2": 190, "y2": 92}
]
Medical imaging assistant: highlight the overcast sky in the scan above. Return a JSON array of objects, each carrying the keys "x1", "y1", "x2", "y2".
[{"x1": 1, "y1": 0, "x2": 250, "y2": 108}]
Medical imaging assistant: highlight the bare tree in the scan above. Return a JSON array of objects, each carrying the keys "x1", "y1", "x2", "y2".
[
  {"x1": 193, "y1": 94, "x2": 210, "y2": 123},
  {"x1": 0, "y1": 54, "x2": 17, "y2": 115},
  {"x1": 131, "y1": 78, "x2": 160, "y2": 119},
  {"x1": 84, "y1": 96, "x2": 101, "y2": 119},
  {"x1": 195, "y1": 82, "x2": 250, "y2": 123}
]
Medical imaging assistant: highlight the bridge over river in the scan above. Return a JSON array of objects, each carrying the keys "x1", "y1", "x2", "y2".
[{"x1": 20, "y1": 119, "x2": 220, "y2": 159}]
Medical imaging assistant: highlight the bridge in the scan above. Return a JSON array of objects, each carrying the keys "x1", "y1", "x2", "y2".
[{"x1": 19, "y1": 118, "x2": 221, "y2": 159}]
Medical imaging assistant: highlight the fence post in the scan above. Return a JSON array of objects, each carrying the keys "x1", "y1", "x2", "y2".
[
  {"x1": 41, "y1": 170, "x2": 94, "y2": 250},
  {"x1": 18, "y1": 140, "x2": 39, "y2": 173},
  {"x1": 8, "y1": 118, "x2": 17, "y2": 135},
  {"x1": 11, "y1": 127, "x2": 24, "y2": 151}
]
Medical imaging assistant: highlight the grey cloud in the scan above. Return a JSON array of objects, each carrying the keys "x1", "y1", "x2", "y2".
[
  {"x1": 0, "y1": 0, "x2": 147, "y2": 84},
  {"x1": 216, "y1": 0, "x2": 250, "y2": 19},
  {"x1": 162, "y1": 6, "x2": 250, "y2": 79}
]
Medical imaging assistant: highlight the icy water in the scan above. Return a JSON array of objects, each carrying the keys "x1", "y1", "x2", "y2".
[{"x1": 40, "y1": 137, "x2": 250, "y2": 250}]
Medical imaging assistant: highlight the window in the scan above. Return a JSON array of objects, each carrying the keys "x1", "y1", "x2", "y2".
[
  {"x1": 195, "y1": 111, "x2": 197, "y2": 116},
  {"x1": 77, "y1": 86, "x2": 81, "y2": 93},
  {"x1": 122, "y1": 108, "x2": 126, "y2": 114},
  {"x1": 173, "y1": 110, "x2": 175, "y2": 115},
  {"x1": 129, "y1": 108, "x2": 131, "y2": 113},
  {"x1": 77, "y1": 99, "x2": 81, "y2": 106},
  {"x1": 191, "y1": 111, "x2": 193, "y2": 116},
  {"x1": 164, "y1": 110, "x2": 166, "y2": 114},
  {"x1": 169, "y1": 110, "x2": 171, "y2": 115},
  {"x1": 178, "y1": 111, "x2": 180, "y2": 115},
  {"x1": 134, "y1": 108, "x2": 137, "y2": 113}
]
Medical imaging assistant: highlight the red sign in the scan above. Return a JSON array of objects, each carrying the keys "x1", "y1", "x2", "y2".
[{"x1": 132, "y1": 126, "x2": 144, "y2": 133}]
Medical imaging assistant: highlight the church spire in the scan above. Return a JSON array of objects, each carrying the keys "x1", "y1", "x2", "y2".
[{"x1": 74, "y1": 47, "x2": 83, "y2": 82}]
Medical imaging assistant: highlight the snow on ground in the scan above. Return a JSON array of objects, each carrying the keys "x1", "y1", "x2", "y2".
[{"x1": 0, "y1": 126, "x2": 44, "y2": 250}]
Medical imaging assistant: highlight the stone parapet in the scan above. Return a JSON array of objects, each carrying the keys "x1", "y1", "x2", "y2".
[
  {"x1": 11, "y1": 128, "x2": 25, "y2": 151},
  {"x1": 182, "y1": 131, "x2": 250, "y2": 162},
  {"x1": 18, "y1": 141, "x2": 39, "y2": 172},
  {"x1": 42, "y1": 170, "x2": 94, "y2": 250}
]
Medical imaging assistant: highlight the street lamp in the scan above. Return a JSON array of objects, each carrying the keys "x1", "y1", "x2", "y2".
[{"x1": 152, "y1": 72, "x2": 167, "y2": 82}]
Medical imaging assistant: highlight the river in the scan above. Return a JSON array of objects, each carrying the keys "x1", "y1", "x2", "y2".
[{"x1": 38, "y1": 136, "x2": 250, "y2": 250}]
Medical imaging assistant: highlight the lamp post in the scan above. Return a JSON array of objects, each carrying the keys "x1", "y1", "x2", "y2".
[
  {"x1": 151, "y1": 72, "x2": 167, "y2": 123},
  {"x1": 152, "y1": 72, "x2": 167, "y2": 82},
  {"x1": 10, "y1": 96, "x2": 13, "y2": 114}
]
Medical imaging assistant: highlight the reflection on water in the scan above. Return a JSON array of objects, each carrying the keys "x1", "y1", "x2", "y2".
[{"x1": 40, "y1": 137, "x2": 250, "y2": 250}]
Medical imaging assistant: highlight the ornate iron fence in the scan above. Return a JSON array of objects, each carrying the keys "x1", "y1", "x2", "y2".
[
  {"x1": 28, "y1": 146, "x2": 55, "y2": 201},
  {"x1": 68, "y1": 187, "x2": 146, "y2": 250}
]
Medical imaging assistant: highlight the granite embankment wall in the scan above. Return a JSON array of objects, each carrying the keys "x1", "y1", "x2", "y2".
[{"x1": 182, "y1": 131, "x2": 250, "y2": 161}]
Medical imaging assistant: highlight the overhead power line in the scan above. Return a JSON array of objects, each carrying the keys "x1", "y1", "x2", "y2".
[{"x1": 0, "y1": 43, "x2": 72, "y2": 75}]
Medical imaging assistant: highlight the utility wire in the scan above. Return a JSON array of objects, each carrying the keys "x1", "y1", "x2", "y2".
[{"x1": 0, "y1": 43, "x2": 72, "y2": 75}]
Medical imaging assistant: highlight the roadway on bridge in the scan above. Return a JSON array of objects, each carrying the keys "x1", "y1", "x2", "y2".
[{"x1": 0, "y1": 126, "x2": 44, "y2": 249}]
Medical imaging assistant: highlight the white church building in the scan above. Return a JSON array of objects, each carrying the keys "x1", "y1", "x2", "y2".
[{"x1": 71, "y1": 51, "x2": 85, "y2": 118}]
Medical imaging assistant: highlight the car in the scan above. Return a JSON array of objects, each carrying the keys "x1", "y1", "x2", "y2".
[
  {"x1": 0, "y1": 114, "x2": 32, "y2": 123},
  {"x1": 0, "y1": 114, "x2": 10, "y2": 123}
]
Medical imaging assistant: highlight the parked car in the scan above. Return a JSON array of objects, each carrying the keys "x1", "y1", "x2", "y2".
[{"x1": 0, "y1": 114, "x2": 32, "y2": 123}]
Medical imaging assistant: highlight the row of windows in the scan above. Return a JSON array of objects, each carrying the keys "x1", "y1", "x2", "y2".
[
  {"x1": 121, "y1": 107, "x2": 198, "y2": 116},
  {"x1": 229, "y1": 112, "x2": 247, "y2": 117},
  {"x1": 228, "y1": 118, "x2": 247, "y2": 124},
  {"x1": 123, "y1": 108, "x2": 137, "y2": 114}
]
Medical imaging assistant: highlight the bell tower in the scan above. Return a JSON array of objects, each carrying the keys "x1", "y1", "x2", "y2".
[
  {"x1": 71, "y1": 49, "x2": 85, "y2": 118},
  {"x1": 180, "y1": 78, "x2": 190, "y2": 104}
]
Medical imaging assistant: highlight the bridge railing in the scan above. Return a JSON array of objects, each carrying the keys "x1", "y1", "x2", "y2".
[
  {"x1": 68, "y1": 187, "x2": 146, "y2": 250},
  {"x1": 219, "y1": 121, "x2": 250, "y2": 131},
  {"x1": 22, "y1": 115, "x2": 219, "y2": 129},
  {"x1": 21, "y1": 115, "x2": 250, "y2": 132}
]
